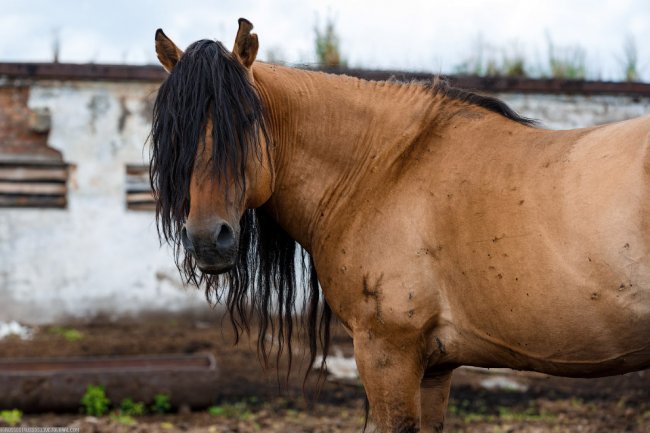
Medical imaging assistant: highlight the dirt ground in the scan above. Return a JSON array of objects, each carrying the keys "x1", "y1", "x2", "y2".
[{"x1": 0, "y1": 311, "x2": 648, "y2": 432}]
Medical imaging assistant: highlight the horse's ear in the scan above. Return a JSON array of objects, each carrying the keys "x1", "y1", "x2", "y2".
[
  {"x1": 233, "y1": 18, "x2": 259, "y2": 69},
  {"x1": 155, "y1": 29, "x2": 184, "y2": 73}
]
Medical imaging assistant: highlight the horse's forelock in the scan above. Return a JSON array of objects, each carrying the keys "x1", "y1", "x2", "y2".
[{"x1": 150, "y1": 39, "x2": 266, "y2": 241}]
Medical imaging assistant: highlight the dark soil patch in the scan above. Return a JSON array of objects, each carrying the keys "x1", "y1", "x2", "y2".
[{"x1": 0, "y1": 310, "x2": 648, "y2": 432}]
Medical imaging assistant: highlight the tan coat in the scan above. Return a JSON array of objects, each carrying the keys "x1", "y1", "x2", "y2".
[{"x1": 155, "y1": 20, "x2": 650, "y2": 433}]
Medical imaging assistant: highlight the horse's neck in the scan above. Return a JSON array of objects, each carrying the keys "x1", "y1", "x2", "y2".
[{"x1": 253, "y1": 63, "x2": 497, "y2": 253}]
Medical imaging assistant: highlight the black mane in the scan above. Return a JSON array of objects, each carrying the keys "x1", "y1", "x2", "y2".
[
  {"x1": 429, "y1": 77, "x2": 538, "y2": 126},
  {"x1": 149, "y1": 39, "x2": 330, "y2": 382}
]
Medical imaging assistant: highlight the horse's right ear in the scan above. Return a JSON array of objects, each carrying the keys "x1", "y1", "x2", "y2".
[
  {"x1": 233, "y1": 18, "x2": 259, "y2": 69},
  {"x1": 155, "y1": 29, "x2": 183, "y2": 73}
]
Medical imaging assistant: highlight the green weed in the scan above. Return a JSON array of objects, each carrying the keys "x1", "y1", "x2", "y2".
[
  {"x1": 150, "y1": 393, "x2": 172, "y2": 414},
  {"x1": 0, "y1": 409, "x2": 22, "y2": 426},
  {"x1": 315, "y1": 15, "x2": 345, "y2": 67},
  {"x1": 208, "y1": 401, "x2": 253, "y2": 420},
  {"x1": 463, "y1": 413, "x2": 495, "y2": 423},
  {"x1": 110, "y1": 413, "x2": 136, "y2": 426},
  {"x1": 546, "y1": 34, "x2": 586, "y2": 80},
  {"x1": 80, "y1": 384, "x2": 111, "y2": 416},
  {"x1": 620, "y1": 35, "x2": 639, "y2": 82},
  {"x1": 498, "y1": 406, "x2": 555, "y2": 422},
  {"x1": 119, "y1": 398, "x2": 146, "y2": 416},
  {"x1": 208, "y1": 405, "x2": 225, "y2": 416},
  {"x1": 454, "y1": 35, "x2": 528, "y2": 78},
  {"x1": 49, "y1": 326, "x2": 83, "y2": 342}
]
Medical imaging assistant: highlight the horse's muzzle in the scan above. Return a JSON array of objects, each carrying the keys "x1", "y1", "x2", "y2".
[{"x1": 181, "y1": 221, "x2": 238, "y2": 274}]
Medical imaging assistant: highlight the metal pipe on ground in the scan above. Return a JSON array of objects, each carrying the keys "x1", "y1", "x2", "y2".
[{"x1": 0, "y1": 353, "x2": 219, "y2": 413}]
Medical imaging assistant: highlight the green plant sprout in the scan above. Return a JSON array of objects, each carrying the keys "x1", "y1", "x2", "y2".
[
  {"x1": 0, "y1": 409, "x2": 22, "y2": 426},
  {"x1": 207, "y1": 401, "x2": 253, "y2": 420},
  {"x1": 110, "y1": 413, "x2": 136, "y2": 426},
  {"x1": 80, "y1": 384, "x2": 111, "y2": 416},
  {"x1": 119, "y1": 398, "x2": 146, "y2": 416},
  {"x1": 315, "y1": 14, "x2": 345, "y2": 67},
  {"x1": 151, "y1": 393, "x2": 172, "y2": 414},
  {"x1": 49, "y1": 326, "x2": 83, "y2": 342}
]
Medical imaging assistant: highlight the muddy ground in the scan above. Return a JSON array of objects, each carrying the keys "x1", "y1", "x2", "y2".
[{"x1": 0, "y1": 311, "x2": 648, "y2": 432}]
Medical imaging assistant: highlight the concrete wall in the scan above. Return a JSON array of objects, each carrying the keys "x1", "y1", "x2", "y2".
[
  {"x1": 498, "y1": 93, "x2": 650, "y2": 129},
  {"x1": 0, "y1": 80, "x2": 206, "y2": 324},
  {"x1": 1, "y1": 73, "x2": 649, "y2": 323}
]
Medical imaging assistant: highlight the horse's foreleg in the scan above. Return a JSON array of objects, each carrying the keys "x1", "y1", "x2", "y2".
[
  {"x1": 353, "y1": 331, "x2": 425, "y2": 433},
  {"x1": 420, "y1": 369, "x2": 453, "y2": 433}
]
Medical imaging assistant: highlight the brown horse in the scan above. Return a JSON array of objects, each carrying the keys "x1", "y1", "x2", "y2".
[{"x1": 150, "y1": 19, "x2": 650, "y2": 433}]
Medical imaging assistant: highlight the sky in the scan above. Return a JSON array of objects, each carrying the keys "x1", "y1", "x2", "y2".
[{"x1": 1, "y1": 0, "x2": 649, "y2": 81}]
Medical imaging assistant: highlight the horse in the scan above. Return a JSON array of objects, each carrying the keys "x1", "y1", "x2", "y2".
[{"x1": 149, "y1": 18, "x2": 650, "y2": 433}]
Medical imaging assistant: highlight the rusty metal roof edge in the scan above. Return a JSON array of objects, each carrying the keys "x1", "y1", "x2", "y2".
[
  {"x1": 0, "y1": 62, "x2": 167, "y2": 82},
  {"x1": 320, "y1": 67, "x2": 650, "y2": 96},
  {"x1": 1, "y1": 62, "x2": 650, "y2": 95}
]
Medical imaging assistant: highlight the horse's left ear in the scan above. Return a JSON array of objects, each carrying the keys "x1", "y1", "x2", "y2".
[{"x1": 233, "y1": 18, "x2": 259, "y2": 69}]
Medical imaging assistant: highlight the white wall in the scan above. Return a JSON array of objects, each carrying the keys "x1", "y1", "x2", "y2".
[
  {"x1": 0, "y1": 81, "x2": 206, "y2": 324},
  {"x1": 1, "y1": 80, "x2": 649, "y2": 324},
  {"x1": 498, "y1": 93, "x2": 650, "y2": 129}
]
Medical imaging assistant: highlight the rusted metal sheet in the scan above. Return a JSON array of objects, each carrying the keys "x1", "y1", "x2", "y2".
[
  {"x1": 0, "y1": 62, "x2": 166, "y2": 82},
  {"x1": 0, "y1": 161, "x2": 68, "y2": 208},
  {"x1": 0, "y1": 353, "x2": 220, "y2": 412},
  {"x1": 448, "y1": 75, "x2": 650, "y2": 96}
]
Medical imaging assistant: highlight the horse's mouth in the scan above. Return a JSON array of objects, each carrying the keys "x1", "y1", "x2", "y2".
[{"x1": 196, "y1": 261, "x2": 235, "y2": 275}]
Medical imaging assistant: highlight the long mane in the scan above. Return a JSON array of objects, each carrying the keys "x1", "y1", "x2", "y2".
[{"x1": 149, "y1": 39, "x2": 331, "y2": 381}]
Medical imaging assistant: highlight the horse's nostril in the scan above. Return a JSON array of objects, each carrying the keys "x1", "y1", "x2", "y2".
[
  {"x1": 215, "y1": 223, "x2": 236, "y2": 251},
  {"x1": 181, "y1": 226, "x2": 194, "y2": 252}
]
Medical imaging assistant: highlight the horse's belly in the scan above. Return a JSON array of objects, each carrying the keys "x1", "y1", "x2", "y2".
[{"x1": 445, "y1": 249, "x2": 650, "y2": 377}]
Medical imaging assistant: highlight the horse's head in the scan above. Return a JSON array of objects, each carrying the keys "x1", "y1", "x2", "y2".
[{"x1": 151, "y1": 19, "x2": 272, "y2": 275}]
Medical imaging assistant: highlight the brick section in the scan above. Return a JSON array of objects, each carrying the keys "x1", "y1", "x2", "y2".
[
  {"x1": 0, "y1": 85, "x2": 62, "y2": 162},
  {"x1": 0, "y1": 86, "x2": 67, "y2": 207}
]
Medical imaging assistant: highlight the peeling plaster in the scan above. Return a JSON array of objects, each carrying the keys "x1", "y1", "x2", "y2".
[{"x1": 0, "y1": 81, "x2": 204, "y2": 324}]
